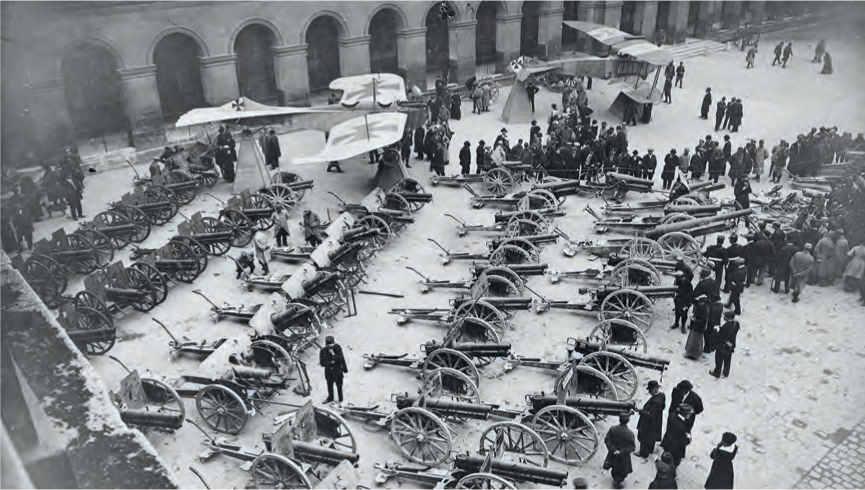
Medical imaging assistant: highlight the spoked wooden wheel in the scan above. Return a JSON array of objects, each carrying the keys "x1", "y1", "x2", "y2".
[
  {"x1": 484, "y1": 168, "x2": 515, "y2": 195},
  {"x1": 167, "y1": 171, "x2": 198, "y2": 204},
  {"x1": 608, "y1": 262, "x2": 661, "y2": 288},
  {"x1": 247, "y1": 193, "x2": 275, "y2": 230},
  {"x1": 73, "y1": 290, "x2": 111, "y2": 321},
  {"x1": 67, "y1": 232, "x2": 112, "y2": 274},
  {"x1": 517, "y1": 190, "x2": 558, "y2": 211},
  {"x1": 587, "y1": 319, "x2": 648, "y2": 353},
  {"x1": 137, "y1": 378, "x2": 185, "y2": 430},
  {"x1": 218, "y1": 209, "x2": 253, "y2": 247},
  {"x1": 308, "y1": 278, "x2": 348, "y2": 319},
  {"x1": 125, "y1": 267, "x2": 159, "y2": 311},
  {"x1": 482, "y1": 275, "x2": 522, "y2": 298},
  {"x1": 556, "y1": 364, "x2": 619, "y2": 401},
  {"x1": 422, "y1": 368, "x2": 481, "y2": 403},
  {"x1": 143, "y1": 186, "x2": 179, "y2": 224},
  {"x1": 112, "y1": 204, "x2": 152, "y2": 242},
  {"x1": 390, "y1": 178, "x2": 427, "y2": 211},
  {"x1": 505, "y1": 218, "x2": 546, "y2": 237},
  {"x1": 620, "y1": 237, "x2": 665, "y2": 260},
  {"x1": 335, "y1": 258, "x2": 365, "y2": 288},
  {"x1": 668, "y1": 196, "x2": 699, "y2": 207},
  {"x1": 195, "y1": 384, "x2": 249, "y2": 434},
  {"x1": 599, "y1": 289, "x2": 655, "y2": 331},
  {"x1": 457, "y1": 473, "x2": 517, "y2": 489},
  {"x1": 657, "y1": 232, "x2": 703, "y2": 267},
  {"x1": 454, "y1": 300, "x2": 506, "y2": 339},
  {"x1": 259, "y1": 184, "x2": 299, "y2": 215},
  {"x1": 312, "y1": 406, "x2": 358, "y2": 455},
  {"x1": 92, "y1": 211, "x2": 134, "y2": 249},
  {"x1": 171, "y1": 236, "x2": 208, "y2": 271},
  {"x1": 611, "y1": 258, "x2": 661, "y2": 282},
  {"x1": 489, "y1": 244, "x2": 536, "y2": 265},
  {"x1": 390, "y1": 407, "x2": 453, "y2": 465},
  {"x1": 276, "y1": 302, "x2": 325, "y2": 338},
  {"x1": 482, "y1": 267, "x2": 524, "y2": 293},
  {"x1": 199, "y1": 217, "x2": 232, "y2": 256},
  {"x1": 163, "y1": 240, "x2": 201, "y2": 283},
  {"x1": 251, "y1": 453, "x2": 311, "y2": 489},
  {"x1": 479, "y1": 421, "x2": 549, "y2": 467},
  {"x1": 27, "y1": 254, "x2": 66, "y2": 282},
  {"x1": 74, "y1": 306, "x2": 116, "y2": 355},
  {"x1": 271, "y1": 171, "x2": 307, "y2": 200},
  {"x1": 580, "y1": 351, "x2": 639, "y2": 401},
  {"x1": 530, "y1": 405, "x2": 599, "y2": 465},
  {"x1": 448, "y1": 317, "x2": 501, "y2": 367},
  {"x1": 423, "y1": 348, "x2": 480, "y2": 388},
  {"x1": 250, "y1": 339, "x2": 293, "y2": 376},
  {"x1": 498, "y1": 237, "x2": 540, "y2": 258},
  {"x1": 22, "y1": 259, "x2": 66, "y2": 308},
  {"x1": 356, "y1": 215, "x2": 392, "y2": 256},
  {"x1": 129, "y1": 262, "x2": 168, "y2": 305},
  {"x1": 383, "y1": 192, "x2": 412, "y2": 216}
]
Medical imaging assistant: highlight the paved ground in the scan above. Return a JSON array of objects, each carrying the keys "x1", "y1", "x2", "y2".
[
  {"x1": 794, "y1": 418, "x2": 865, "y2": 489},
  {"x1": 20, "y1": 13, "x2": 865, "y2": 490}
]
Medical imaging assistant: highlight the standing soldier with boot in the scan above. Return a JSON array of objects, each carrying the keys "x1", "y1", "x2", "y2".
[{"x1": 319, "y1": 336, "x2": 348, "y2": 403}]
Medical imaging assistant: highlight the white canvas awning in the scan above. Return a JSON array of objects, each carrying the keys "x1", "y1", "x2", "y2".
[{"x1": 292, "y1": 112, "x2": 407, "y2": 164}]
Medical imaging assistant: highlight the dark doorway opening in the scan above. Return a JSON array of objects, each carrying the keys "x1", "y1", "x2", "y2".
[
  {"x1": 520, "y1": 1, "x2": 542, "y2": 56},
  {"x1": 370, "y1": 9, "x2": 400, "y2": 74},
  {"x1": 62, "y1": 44, "x2": 128, "y2": 138},
  {"x1": 235, "y1": 24, "x2": 279, "y2": 104},
  {"x1": 425, "y1": 4, "x2": 451, "y2": 76},
  {"x1": 476, "y1": 2, "x2": 499, "y2": 64},
  {"x1": 153, "y1": 33, "x2": 205, "y2": 120},
  {"x1": 620, "y1": 1, "x2": 638, "y2": 34},
  {"x1": 306, "y1": 16, "x2": 343, "y2": 92}
]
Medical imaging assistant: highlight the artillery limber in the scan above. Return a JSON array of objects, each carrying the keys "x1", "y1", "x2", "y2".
[
  {"x1": 110, "y1": 186, "x2": 179, "y2": 226},
  {"x1": 129, "y1": 239, "x2": 205, "y2": 284},
  {"x1": 191, "y1": 401, "x2": 358, "y2": 489},
  {"x1": 108, "y1": 357, "x2": 185, "y2": 432},
  {"x1": 29, "y1": 228, "x2": 113, "y2": 276},
  {"x1": 173, "y1": 212, "x2": 237, "y2": 256},
  {"x1": 55, "y1": 301, "x2": 116, "y2": 356},
  {"x1": 463, "y1": 185, "x2": 564, "y2": 211},
  {"x1": 73, "y1": 261, "x2": 165, "y2": 320}
]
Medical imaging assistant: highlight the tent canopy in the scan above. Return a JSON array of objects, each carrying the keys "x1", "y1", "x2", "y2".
[
  {"x1": 292, "y1": 112, "x2": 407, "y2": 164},
  {"x1": 174, "y1": 97, "x2": 338, "y2": 128},
  {"x1": 562, "y1": 20, "x2": 674, "y2": 66}
]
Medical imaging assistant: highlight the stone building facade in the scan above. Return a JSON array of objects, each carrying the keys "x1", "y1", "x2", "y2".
[{"x1": 0, "y1": 1, "x2": 833, "y2": 164}]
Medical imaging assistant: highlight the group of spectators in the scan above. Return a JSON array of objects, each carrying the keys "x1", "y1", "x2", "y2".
[{"x1": 768, "y1": 127, "x2": 864, "y2": 180}]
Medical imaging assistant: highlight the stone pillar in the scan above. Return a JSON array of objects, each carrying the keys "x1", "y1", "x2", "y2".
[
  {"x1": 271, "y1": 44, "x2": 310, "y2": 106},
  {"x1": 667, "y1": 1, "x2": 691, "y2": 44},
  {"x1": 750, "y1": 1, "x2": 766, "y2": 25},
  {"x1": 118, "y1": 65, "x2": 165, "y2": 148},
  {"x1": 450, "y1": 20, "x2": 477, "y2": 84},
  {"x1": 600, "y1": 1, "x2": 624, "y2": 29},
  {"x1": 25, "y1": 80, "x2": 74, "y2": 153},
  {"x1": 575, "y1": 2, "x2": 602, "y2": 52},
  {"x1": 199, "y1": 54, "x2": 239, "y2": 106},
  {"x1": 694, "y1": 1, "x2": 716, "y2": 37},
  {"x1": 640, "y1": 0, "x2": 659, "y2": 38},
  {"x1": 397, "y1": 28, "x2": 427, "y2": 90},
  {"x1": 496, "y1": 14, "x2": 522, "y2": 65},
  {"x1": 723, "y1": 0, "x2": 743, "y2": 30},
  {"x1": 338, "y1": 36, "x2": 372, "y2": 78},
  {"x1": 539, "y1": 6, "x2": 565, "y2": 58}
]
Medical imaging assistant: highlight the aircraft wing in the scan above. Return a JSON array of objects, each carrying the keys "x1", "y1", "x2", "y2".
[
  {"x1": 174, "y1": 97, "x2": 339, "y2": 128},
  {"x1": 292, "y1": 112, "x2": 407, "y2": 164},
  {"x1": 508, "y1": 55, "x2": 561, "y2": 82},
  {"x1": 330, "y1": 73, "x2": 407, "y2": 108}
]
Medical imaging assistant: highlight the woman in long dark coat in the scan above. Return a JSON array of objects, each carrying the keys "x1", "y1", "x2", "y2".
[
  {"x1": 450, "y1": 93, "x2": 461, "y2": 120},
  {"x1": 821, "y1": 52, "x2": 833, "y2": 74},
  {"x1": 685, "y1": 296, "x2": 708, "y2": 359},
  {"x1": 705, "y1": 432, "x2": 738, "y2": 488}
]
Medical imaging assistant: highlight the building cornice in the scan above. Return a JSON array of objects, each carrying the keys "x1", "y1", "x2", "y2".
[
  {"x1": 272, "y1": 44, "x2": 308, "y2": 57},
  {"x1": 199, "y1": 54, "x2": 238, "y2": 68},
  {"x1": 118, "y1": 65, "x2": 157, "y2": 80}
]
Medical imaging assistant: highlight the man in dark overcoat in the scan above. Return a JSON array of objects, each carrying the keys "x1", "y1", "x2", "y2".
[
  {"x1": 319, "y1": 336, "x2": 348, "y2": 403},
  {"x1": 710, "y1": 311, "x2": 740, "y2": 378},
  {"x1": 637, "y1": 380, "x2": 666, "y2": 458},
  {"x1": 667, "y1": 380, "x2": 704, "y2": 432},
  {"x1": 604, "y1": 412, "x2": 636, "y2": 489},
  {"x1": 661, "y1": 404, "x2": 694, "y2": 466}
]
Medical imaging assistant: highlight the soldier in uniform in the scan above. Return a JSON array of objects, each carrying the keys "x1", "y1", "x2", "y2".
[{"x1": 704, "y1": 236, "x2": 729, "y2": 286}]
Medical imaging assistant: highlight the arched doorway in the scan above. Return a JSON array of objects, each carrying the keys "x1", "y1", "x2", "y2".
[
  {"x1": 369, "y1": 9, "x2": 401, "y2": 74},
  {"x1": 235, "y1": 24, "x2": 278, "y2": 104},
  {"x1": 425, "y1": 3, "x2": 451, "y2": 77},
  {"x1": 476, "y1": 1, "x2": 499, "y2": 65},
  {"x1": 619, "y1": 1, "x2": 638, "y2": 34},
  {"x1": 562, "y1": 1, "x2": 580, "y2": 51},
  {"x1": 153, "y1": 33, "x2": 205, "y2": 120},
  {"x1": 520, "y1": 1, "x2": 542, "y2": 56},
  {"x1": 655, "y1": 1, "x2": 671, "y2": 43},
  {"x1": 307, "y1": 16, "x2": 343, "y2": 92},
  {"x1": 687, "y1": 1, "x2": 700, "y2": 35},
  {"x1": 62, "y1": 44, "x2": 128, "y2": 138}
]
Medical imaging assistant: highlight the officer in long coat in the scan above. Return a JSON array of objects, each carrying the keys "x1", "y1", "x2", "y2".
[
  {"x1": 637, "y1": 380, "x2": 666, "y2": 458},
  {"x1": 604, "y1": 412, "x2": 636, "y2": 489},
  {"x1": 319, "y1": 336, "x2": 348, "y2": 403}
]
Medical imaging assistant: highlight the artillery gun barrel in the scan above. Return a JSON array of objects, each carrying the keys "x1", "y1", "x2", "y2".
[
  {"x1": 645, "y1": 209, "x2": 753, "y2": 239},
  {"x1": 454, "y1": 454, "x2": 568, "y2": 487},
  {"x1": 231, "y1": 366, "x2": 272, "y2": 379},
  {"x1": 606, "y1": 172, "x2": 655, "y2": 187},
  {"x1": 293, "y1": 440, "x2": 360, "y2": 466},
  {"x1": 664, "y1": 204, "x2": 722, "y2": 214},
  {"x1": 529, "y1": 394, "x2": 637, "y2": 415},
  {"x1": 395, "y1": 395, "x2": 493, "y2": 420},
  {"x1": 120, "y1": 409, "x2": 183, "y2": 428},
  {"x1": 493, "y1": 208, "x2": 563, "y2": 222},
  {"x1": 683, "y1": 221, "x2": 734, "y2": 237},
  {"x1": 572, "y1": 340, "x2": 670, "y2": 370},
  {"x1": 104, "y1": 287, "x2": 147, "y2": 300},
  {"x1": 688, "y1": 181, "x2": 719, "y2": 192},
  {"x1": 446, "y1": 342, "x2": 512, "y2": 357},
  {"x1": 67, "y1": 328, "x2": 116, "y2": 344},
  {"x1": 531, "y1": 179, "x2": 580, "y2": 191}
]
